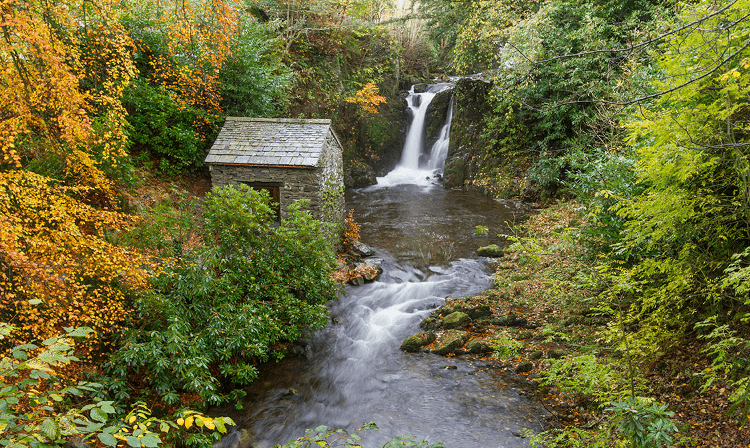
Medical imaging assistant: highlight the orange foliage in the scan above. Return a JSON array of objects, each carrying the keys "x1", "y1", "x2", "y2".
[
  {"x1": 0, "y1": 0, "x2": 136, "y2": 203},
  {"x1": 132, "y1": 0, "x2": 240, "y2": 139},
  {"x1": 344, "y1": 82, "x2": 387, "y2": 114},
  {"x1": 341, "y1": 209, "x2": 361, "y2": 253},
  {"x1": 0, "y1": 0, "x2": 146, "y2": 359}
]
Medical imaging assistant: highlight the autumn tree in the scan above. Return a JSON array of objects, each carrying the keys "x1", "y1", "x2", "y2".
[{"x1": 0, "y1": 0, "x2": 146, "y2": 356}]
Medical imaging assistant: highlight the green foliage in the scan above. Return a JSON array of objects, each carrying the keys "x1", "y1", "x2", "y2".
[
  {"x1": 429, "y1": 0, "x2": 668, "y2": 195},
  {"x1": 529, "y1": 425, "x2": 620, "y2": 448},
  {"x1": 502, "y1": 234, "x2": 544, "y2": 264},
  {"x1": 219, "y1": 18, "x2": 292, "y2": 117},
  {"x1": 108, "y1": 185, "x2": 339, "y2": 407},
  {"x1": 538, "y1": 354, "x2": 645, "y2": 406},
  {"x1": 114, "y1": 188, "x2": 202, "y2": 259},
  {"x1": 490, "y1": 332, "x2": 523, "y2": 360},
  {"x1": 696, "y1": 317, "x2": 750, "y2": 419},
  {"x1": 122, "y1": 79, "x2": 205, "y2": 174},
  {"x1": 606, "y1": 398, "x2": 678, "y2": 448},
  {"x1": 606, "y1": 0, "x2": 750, "y2": 364},
  {"x1": 0, "y1": 325, "x2": 111, "y2": 447},
  {"x1": 528, "y1": 398, "x2": 678, "y2": 448},
  {"x1": 0, "y1": 325, "x2": 234, "y2": 448},
  {"x1": 277, "y1": 423, "x2": 378, "y2": 448}
]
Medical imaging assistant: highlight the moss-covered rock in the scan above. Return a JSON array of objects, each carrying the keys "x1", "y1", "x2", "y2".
[
  {"x1": 442, "y1": 311, "x2": 472, "y2": 329},
  {"x1": 477, "y1": 244, "x2": 505, "y2": 257},
  {"x1": 344, "y1": 160, "x2": 377, "y2": 188},
  {"x1": 400, "y1": 332, "x2": 436, "y2": 352},
  {"x1": 432, "y1": 330, "x2": 470, "y2": 355},
  {"x1": 420, "y1": 316, "x2": 441, "y2": 331},
  {"x1": 466, "y1": 339, "x2": 493, "y2": 354},
  {"x1": 516, "y1": 361, "x2": 534, "y2": 373},
  {"x1": 440, "y1": 298, "x2": 492, "y2": 320}
]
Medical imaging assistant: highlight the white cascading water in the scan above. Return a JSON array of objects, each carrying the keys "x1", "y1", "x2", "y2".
[
  {"x1": 426, "y1": 96, "x2": 454, "y2": 173},
  {"x1": 376, "y1": 83, "x2": 454, "y2": 187}
]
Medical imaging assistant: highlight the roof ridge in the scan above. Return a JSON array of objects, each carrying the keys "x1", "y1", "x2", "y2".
[{"x1": 225, "y1": 117, "x2": 332, "y2": 125}]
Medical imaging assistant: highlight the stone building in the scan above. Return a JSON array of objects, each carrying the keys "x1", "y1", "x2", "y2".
[{"x1": 205, "y1": 117, "x2": 345, "y2": 225}]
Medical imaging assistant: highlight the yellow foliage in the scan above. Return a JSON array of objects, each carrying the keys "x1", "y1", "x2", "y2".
[{"x1": 0, "y1": 171, "x2": 149, "y2": 359}]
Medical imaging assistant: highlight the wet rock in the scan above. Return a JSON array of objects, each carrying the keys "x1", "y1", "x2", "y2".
[
  {"x1": 432, "y1": 330, "x2": 470, "y2": 355},
  {"x1": 515, "y1": 361, "x2": 534, "y2": 374},
  {"x1": 400, "y1": 332, "x2": 437, "y2": 352},
  {"x1": 283, "y1": 387, "x2": 299, "y2": 397},
  {"x1": 213, "y1": 429, "x2": 253, "y2": 448},
  {"x1": 345, "y1": 161, "x2": 376, "y2": 188},
  {"x1": 420, "y1": 316, "x2": 441, "y2": 331},
  {"x1": 477, "y1": 244, "x2": 505, "y2": 257},
  {"x1": 349, "y1": 275, "x2": 364, "y2": 286},
  {"x1": 354, "y1": 261, "x2": 383, "y2": 281},
  {"x1": 466, "y1": 339, "x2": 493, "y2": 354},
  {"x1": 442, "y1": 311, "x2": 471, "y2": 329},
  {"x1": 287, "y1": 341, "x2": 311, "y2": 358},
  {"x1": 351, "y1": 241, "x2": 375, "y2": 257}
]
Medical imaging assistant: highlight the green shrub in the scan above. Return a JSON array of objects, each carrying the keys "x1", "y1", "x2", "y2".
[
  {"x1": 108, "y1": 185, "x2": 340, "y2": 406},
  {"x1": 122, "y1": 78, "x2": 204, "y2": 174}
]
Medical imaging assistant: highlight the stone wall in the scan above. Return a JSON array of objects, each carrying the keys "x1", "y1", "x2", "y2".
[
  {"x1": 319, "y1": 131, "x2": 345, "y2": 226},
  {"x1": 208, "y1": 164, "x2": 321, "y2": 220}
]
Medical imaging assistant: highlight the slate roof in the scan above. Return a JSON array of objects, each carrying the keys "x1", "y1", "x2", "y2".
[{"x1": 205, "y1": 117, "x2": 332, "y2": 167}]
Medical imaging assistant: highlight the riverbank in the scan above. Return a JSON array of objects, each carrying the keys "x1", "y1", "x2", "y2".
[{"x1": 402, "y1": 200, "x2": 750, "y2": 447}]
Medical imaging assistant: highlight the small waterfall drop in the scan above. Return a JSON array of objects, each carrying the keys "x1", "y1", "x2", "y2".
[
  {"x1": 376, "y1": 83, "x2": 454, "y2": 187},
  {"x1": 426, "y1": 96, "x2": 454, "y2": 173}
]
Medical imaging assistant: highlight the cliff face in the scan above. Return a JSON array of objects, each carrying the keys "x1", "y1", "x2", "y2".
[{"x1": 443, "y1": 78, "x2": 493, "y2": 189}]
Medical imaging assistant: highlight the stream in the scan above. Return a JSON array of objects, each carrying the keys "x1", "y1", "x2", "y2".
[{"x1": 220, "y1": 84, "x2": 549, "y2": 447}]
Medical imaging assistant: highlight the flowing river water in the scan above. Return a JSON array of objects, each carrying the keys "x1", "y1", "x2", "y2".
[{"x1": 220, "y1": 85, "x2": 549, "y2": 447}]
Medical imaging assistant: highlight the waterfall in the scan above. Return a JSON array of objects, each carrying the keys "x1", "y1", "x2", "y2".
[
  {"x1": 376, "y1": 83, "x2": 454, "y2": 187},
  {"x1": 426, "y1": 96, "x2": 454, "y2": 174},
  {"x1": 400, "y1": 87, "x2": 437, "y2": 169}
]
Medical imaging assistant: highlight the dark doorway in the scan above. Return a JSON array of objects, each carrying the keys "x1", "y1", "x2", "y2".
[{"x1": 242, "y1": 183, "x2": 281, "y2": 221}]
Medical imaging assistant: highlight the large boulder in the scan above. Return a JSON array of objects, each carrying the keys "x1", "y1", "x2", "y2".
[
  {"x1": 432, "y1": 330, "x2": 470, "y2": 355},
  {"x1": 442, "y1": 311, "x2": 471, "y2": 330},
  {"x1": 443, "y1": 78, "x2": 493, "y2": 189},
  {"x1": 400, "y1": 332, "x2": 437, "y2": 352}
]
